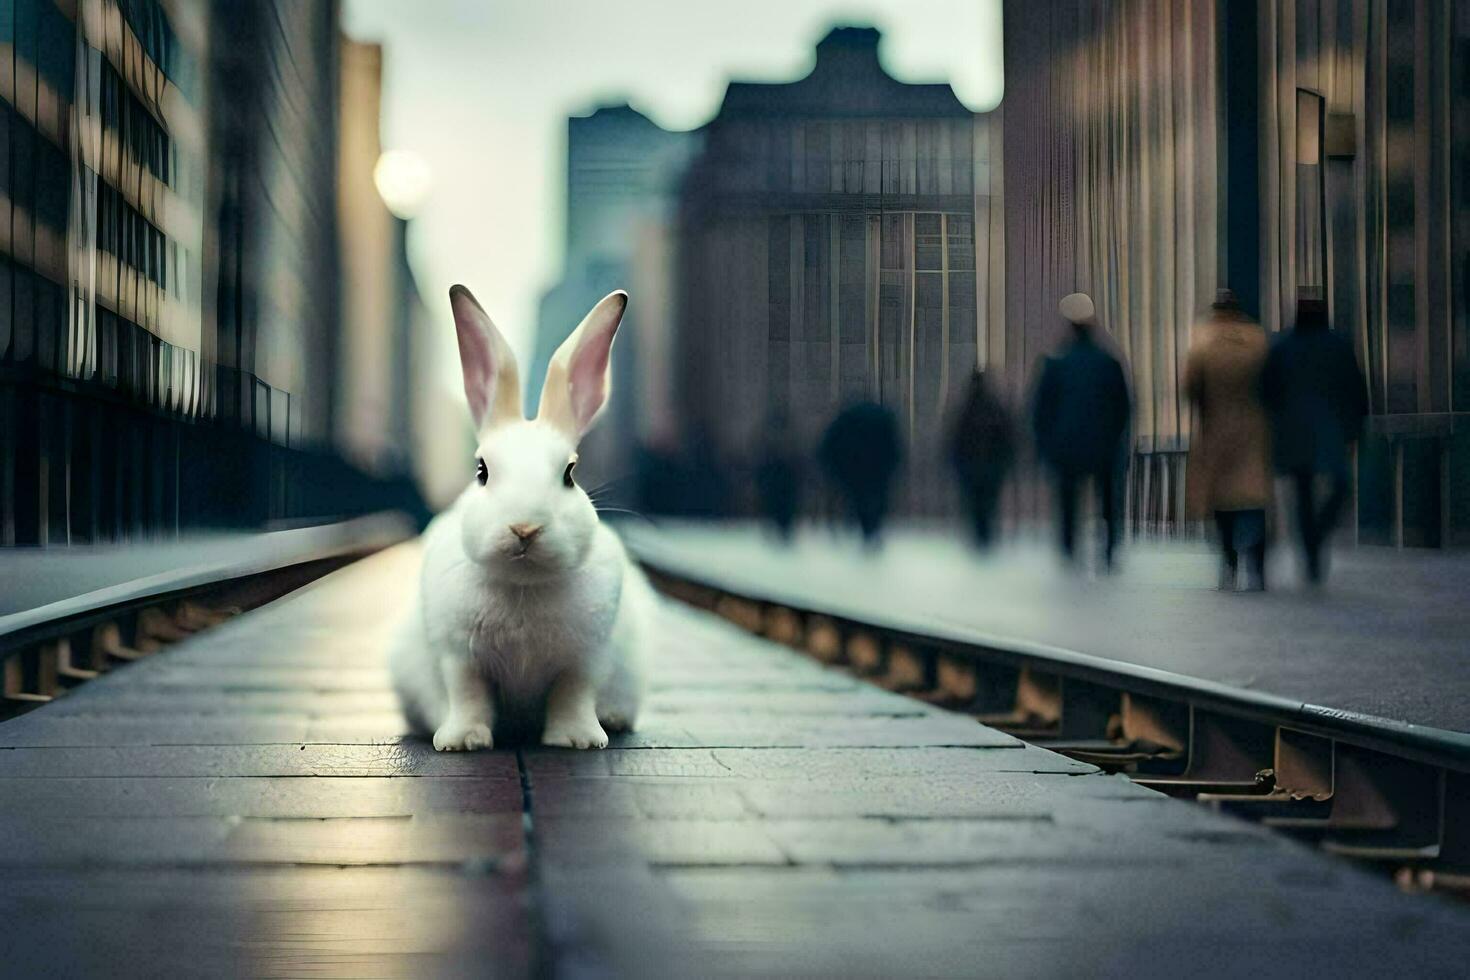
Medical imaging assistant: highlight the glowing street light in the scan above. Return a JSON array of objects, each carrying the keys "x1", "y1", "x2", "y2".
[{"x1": 373, "y1": 149, "x2": 433, "y2": 218}]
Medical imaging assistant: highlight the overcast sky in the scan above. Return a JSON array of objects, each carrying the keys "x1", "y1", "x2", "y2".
[{"x1": 342, "y1": 0, "x2": 1003, "y2": 392}]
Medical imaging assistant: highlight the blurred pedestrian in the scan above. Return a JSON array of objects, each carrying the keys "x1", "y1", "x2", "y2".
[
  {"x1": 1262, "y1": 299, "x2": 1368, "y2": 584},
  {"x1": 948, "y1": 370, "x2": 1014, "y2": 548},
  {"x1": 1184, "y1": 289, "x2": 1271, "y2": 591},
  {"x1": 818, "y1": 400, "x2": 901, "y2": 546},
  {"x1": 755, "y1": 412, "x2": 802, "y2": 541},
  {"x1": 1032, "y1": 293, "x2": 1132, "y2": 570}
]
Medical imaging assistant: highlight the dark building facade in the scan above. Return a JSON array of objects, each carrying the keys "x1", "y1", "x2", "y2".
[
  {"x1": 673, "y1": 27, "x2": 1003, "y2": 516},
  {"x1": 1, "y1": 0, "x2": 425, "y2": 546}
]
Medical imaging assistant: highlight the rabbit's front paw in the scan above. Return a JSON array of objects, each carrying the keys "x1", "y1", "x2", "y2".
[
  {"x1": 433, "y1": 717, "x2": 494, "y2": 752},
  {"x1": 541, "y1": 717, "x2": 608, "y2": 750}
]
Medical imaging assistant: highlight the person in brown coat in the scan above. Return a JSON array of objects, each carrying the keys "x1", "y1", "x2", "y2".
[{"x1": 1184, "y1": 290, "x2": 1272, "y2": 591}]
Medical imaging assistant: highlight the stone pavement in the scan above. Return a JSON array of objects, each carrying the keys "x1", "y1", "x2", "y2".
[
  {"x1": 1, "y1": 542, "x2": 1468, "y2": 978},
  {"x1": 621, "y1": 520, "x2": 1470, "y2": 735}
]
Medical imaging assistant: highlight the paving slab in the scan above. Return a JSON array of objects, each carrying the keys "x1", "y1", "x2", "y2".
[
  {"x1": 0, "y1": 813, "x2": 524, "y2": 868},
  {"x1": 40, "y1": 688, "x2": 405, "y2": 717},
  {"x1": 0, "y1": 776, "x2": 523, "y2": 818},
  {"x1": 647, "y1": 687, "x2": 928, "y2": 715},
  {"x1": 531, "y1": 777, "x2": 753, "y2": 820},
  {"x1": 607, "y1": 709, "x2": 1021, "y2": 748},
  {"x1": 0, "y1": 715, "x2": 317, "y2": 746},
  {"x1": 0, "y1": 742, "x2": 518, "y2": 778},
  {"x1": 0, "y1": 867, "x2": 531, "y2": 979}
]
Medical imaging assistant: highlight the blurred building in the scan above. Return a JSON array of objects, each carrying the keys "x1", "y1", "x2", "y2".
[
  {"x1": 338, "y1": 36, "x2": 455, "y2": 511},
  {"x1": 530, "y1": 105, "x2": 696, "y2": 492},
  {"x1": 338, "y1": 38, "x2": 410, "y2": 476},
  {"x1": 1251, "y1": 0, "x2": 1470, "y2": 550},
  {"x1": 672, "y1": 26, "x2": 1004, "y2": 517},
  {"x1": 0, "y1": 0, "x2": 431, "y2": 546},
  {"x1": 205, "y1": 0, "x2": 347, "y2": 526}
]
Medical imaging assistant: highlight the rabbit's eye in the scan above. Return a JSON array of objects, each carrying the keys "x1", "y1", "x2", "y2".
[
  {"x1": 475, "y1": 458, "x2": 488, "y2": 486},
  {"x1": 562, "y1": 456, "x2": 577, "y2": 489}
]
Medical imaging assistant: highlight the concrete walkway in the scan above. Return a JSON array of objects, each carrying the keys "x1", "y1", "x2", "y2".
[
  {"x1": 621, "y1": 521, "x2": 1470, "y2": 735},
  {"x1": 1, "y1": 542, "x2": 1467, "y2": 977}
]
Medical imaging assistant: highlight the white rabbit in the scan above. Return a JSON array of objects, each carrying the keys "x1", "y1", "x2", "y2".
[{"x1": 389, "y1": 285, "x2": 652, "y2": 751}]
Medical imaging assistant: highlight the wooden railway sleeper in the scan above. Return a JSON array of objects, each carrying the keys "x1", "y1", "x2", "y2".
[
  {"x1": 94, "y1": 620, "x2": 146, "y2": 662},
  {"x1": 803, "y1": 615, "x2": 844, "y2": 664},
  {"x1": 2, "y1": 644, "x2": 58, "y2": 706},
  {"x1": 882, "y1": 643, "x2": 935, "y2": 693},
  {"x1": 975, "y1": 664, "x2": 1062, "y2": 739},
  {"x1": 845, "y1": 631, "x2": 885, "y2": 676},
  {"x1": 53, "y1": 638, "x2": 99, "y2": 681}
]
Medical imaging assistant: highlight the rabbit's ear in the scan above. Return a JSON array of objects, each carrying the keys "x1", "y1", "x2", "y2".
[
  {"x1": 451, "y1": 285, "x2": 522, "y2": 432},
  {"x1": 538, "y1": 290, "x2": 626, "y2": 439}
]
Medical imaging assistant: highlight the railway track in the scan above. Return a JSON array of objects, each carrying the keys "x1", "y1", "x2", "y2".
[
  {"x1": 642, "y1": 563, "x2": 1470, "y2": 896},
  {"x1": 0, "y1": 515, "x2": 409, "y2": 722}
]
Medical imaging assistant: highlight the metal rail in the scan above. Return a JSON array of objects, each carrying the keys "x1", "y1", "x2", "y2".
[
  {"x1": 642, "y1": 564, "x2": 1470, "y2": 895},
  {"x1": 0, "y1": 513, "x2": 411, "y2": 720}
]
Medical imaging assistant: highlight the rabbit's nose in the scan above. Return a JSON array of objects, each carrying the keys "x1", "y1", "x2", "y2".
[{"x1": 509, "y1": 522, "x2": 544, "y2": 543}]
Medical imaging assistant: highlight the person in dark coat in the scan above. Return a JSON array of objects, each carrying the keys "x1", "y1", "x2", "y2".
[
  {"x1": 754, "y1": 412, "x2": 802, "y2": 541},
  {"x1": 948, "y1": 370, "x2": 1015, "y2": 548},
  {"x1": 1032, "y1": 293, "x2": 1133, "y2": 570},
  {"x1": 1261, "y1": 299, "x2": 1368, "y2": 584},
  {"x1": 818, "y1": 401, "x2": 902, "y2": 546}
]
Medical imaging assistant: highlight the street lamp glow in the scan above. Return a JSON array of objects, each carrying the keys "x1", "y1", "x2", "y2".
[{"x1": 373, "y1": 149, "x2": 433, "y2": 218}]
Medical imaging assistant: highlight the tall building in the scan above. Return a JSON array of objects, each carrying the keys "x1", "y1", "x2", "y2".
[
  {"x1": 530, "y1": 104, "x2": 696, "y2": 488},
  {"x1": 337, "y1": 37, "x2": 417, "y2": 478},
  {"x1": 205, "y1": 0, "x2": 345, "y2": 525},
  {"x1": 0, "y1": 0, "x2": 429, "y2": 545},
  {"x1": 3, "y1": 0, "x2": 219, "y2": 543},
  {"x1": 672, "y1": 27, "x2": 1004, "y2": 516}
]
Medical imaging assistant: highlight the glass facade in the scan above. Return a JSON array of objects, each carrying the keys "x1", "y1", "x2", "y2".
[{"x1": 0, "y1": 0, "x2": 399, "y2": 545}]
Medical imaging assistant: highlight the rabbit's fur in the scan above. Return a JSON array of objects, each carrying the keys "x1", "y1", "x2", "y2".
[{"x1": 389, "y1": 286, "x2": 650, "y2": 751}]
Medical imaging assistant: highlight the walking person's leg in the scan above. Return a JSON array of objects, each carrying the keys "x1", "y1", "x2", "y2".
[
  {"x1": 855, "y1": 485, "x2": 885, "y2": 547},
  {"x1": 1056, "y1": 470, "x2": 1080, "y2": 562},
  {"x1": 969, "y1": 498, "x2": 989, "y2": 547},
  {"x1": 969, "y1": 481, "x2": 998, "y2": 548},
  {"x1": 1293, "y1": 469, "x2": 1322, "y2": 583},
  {"x1": 1316, "y1": 467, "x2": 1350, "y2": 544},
  {"x1": 1098, "y1": 465, "x2": 1120, "y2": 570},
  {"x1": 1241, "y1": 508, "x2": 1267, "y2": 591},
  {"x1": 1307, "y1": 465, "x2": 1350, "y2": 583},
  {"x1": 1214, "y1": 510, "x2": 1239, "y2": 591},
  {"x1": 840, "y1": 480, "x2": 863, "y2": 539}
]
